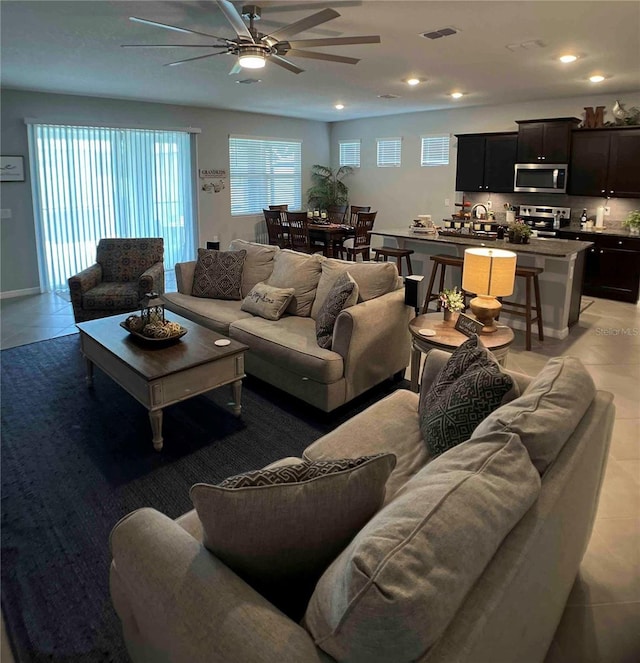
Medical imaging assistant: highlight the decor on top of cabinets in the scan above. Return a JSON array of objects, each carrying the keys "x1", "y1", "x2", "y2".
[
  {"x1": 612, "y1": 100, "x2": 640, "y2": 126},
  {"x1": 306, "y1": 165, "x2": 353, "y2": 210}
]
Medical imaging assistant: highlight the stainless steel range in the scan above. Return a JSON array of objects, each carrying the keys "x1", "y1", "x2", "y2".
[{"x1": 517, "y1": 205, "x2": 571, "y2": 237}]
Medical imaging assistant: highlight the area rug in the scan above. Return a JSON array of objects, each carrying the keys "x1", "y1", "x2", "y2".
[{"x1": 1, "y1": 334, "x2": 408, "y2": 662}]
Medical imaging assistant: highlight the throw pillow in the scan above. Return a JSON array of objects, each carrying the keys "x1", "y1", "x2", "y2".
[
  {"x1": 191, "y1": 248, "x2": 246, "y2": 300},
  {"x1": 419, "y1": 335, "x2": 515, "y2": 457},
  {"x1": 315, "y1": 272, "x2": 358, "y2": 349},
  {"x1": 240, "y1": 281, "x2": 295, "y2": 321},
  {"x1": 229, "y1": 239, "x2": 278, "y2": 297},
  {"x1": 304, "y1": 432, "x2": 541, "y2": 662},
  {"x1": 190, "y1": 453, "x2": 396, "y2": 621},
  {"x1": 266, "y1": 250, "x2": 323, "y2": 317}
]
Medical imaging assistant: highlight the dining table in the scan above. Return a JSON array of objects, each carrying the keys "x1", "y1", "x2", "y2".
[{"x1": 306, "y1": 222, "x2": 355, "y2": 257}]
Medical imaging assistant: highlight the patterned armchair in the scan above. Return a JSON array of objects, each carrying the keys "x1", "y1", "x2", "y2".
[{"x1": 68, "y1": 238, "x2": 164, "y2": 323}]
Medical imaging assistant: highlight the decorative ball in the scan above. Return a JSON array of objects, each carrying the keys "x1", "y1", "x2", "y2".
[
  {"x1": 143, "y1": 323, "x2": 171, "y2": 338},
  {"x1": 125, "y1": 315, "x2": 144, "y2": 332},
  {"x1": 164, "y1": 321, "x2": 183, "y2": 336}
]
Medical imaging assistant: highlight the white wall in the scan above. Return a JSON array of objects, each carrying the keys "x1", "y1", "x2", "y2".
[
  {"x1": 329, "y1": 93, "x2": 640, "y2": 232},
  {"x1": 0, "y1": 89, "x2": 329, "y2": 294}
]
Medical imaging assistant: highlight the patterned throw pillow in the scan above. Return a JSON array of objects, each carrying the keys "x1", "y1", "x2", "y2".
[
  {"x1": 240, "y1": 281, "x2": 295, "y2": 320},
  {"x1": 315, "y1": 272, "x2": 358, "y2": 349},
  {"x1": 190, "y1": 453, "x2": 396, "y2": 620},
  {"x1": 419, "y1": 335, "x2": 515, "y2": 457},
  {"x1": 191, "y1": 248, "x2": 246, "y2": 300}
]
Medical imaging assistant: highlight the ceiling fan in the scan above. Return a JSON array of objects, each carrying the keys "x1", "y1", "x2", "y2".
[{"x1": 122, "y1": 0, "x2": 381, "y2": 75}]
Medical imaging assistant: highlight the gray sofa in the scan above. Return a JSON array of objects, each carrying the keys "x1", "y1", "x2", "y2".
[
  {"x1": 109, "y1": 349, "x2": 615, "y2": 663},
  {"x1": 161, "y1": 240, "x2": 412, "y2": 412}
]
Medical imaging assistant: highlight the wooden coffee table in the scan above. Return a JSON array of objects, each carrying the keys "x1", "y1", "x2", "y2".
[
  {"x1": 408, "y1": 312, "x2": 514, "y2": 392},
  {"x1": 76, "y1": 313, "x2": 248, "y2": 451}
]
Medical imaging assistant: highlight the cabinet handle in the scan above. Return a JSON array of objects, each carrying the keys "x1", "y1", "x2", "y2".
[
  {"x1": 541, "y1": 156, "x2": 546, "y2": 160},
  {"x1": 601, "y1": 189, "x2": 605, "y2": 193},
  {"x1": 618, "y1": 241, "x2": 623, "y2": 245},
  {"x1": 600, "y1": 250, "x2": 604, "y2": 254},
  {"x1": 609, "y1": 190, "x2": 614, "y2": 194},
  {"x1": 590, "y1": 248, "x2": 595, "y2": 252},
  {"x1": 478, "y1": 185, "x2": 482, "y2": 189}
]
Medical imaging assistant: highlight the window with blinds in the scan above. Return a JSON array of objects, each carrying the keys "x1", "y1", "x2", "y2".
[
  {"x1": 339, "y1": 140, "x2": 361, "y2": 167},
  {"x1": 229, "y1": 136, "x2": 302, "y2": 215},
  {"x1": 421, "y1": 134, "x2": 450, "y2": 166},
  {"x1": 377, "y1": 138, "x2": 402, "y2": 167}
]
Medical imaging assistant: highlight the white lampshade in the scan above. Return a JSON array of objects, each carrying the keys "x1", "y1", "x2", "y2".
[
  {"x1": 239, "y1": 47, "x2": 266, "y2": 69},
  {"x1": 462, "y1": 248, "x2": 517, "y2": 297}
]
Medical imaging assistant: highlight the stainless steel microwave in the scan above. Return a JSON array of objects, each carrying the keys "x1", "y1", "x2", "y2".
[{"x1": 514, "y1": 163, "x2": 568, "y2": 194}]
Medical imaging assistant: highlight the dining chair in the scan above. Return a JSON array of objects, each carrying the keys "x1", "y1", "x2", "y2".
[
  {"x1": 341, "y1": 211, "x2": 377, "y2": 261},
  {"x1": 349, "y1": 205, "x2": 371, "y2": 225},
  {"x1": 285, "y1": 211, "x2": 311, "y2": 253},
  {"x1": 264, "y1": 209, "x2": 289, "y2": 248},
  {"x1": 268, "y1": 204, "x2": 289, "y2": 211}
]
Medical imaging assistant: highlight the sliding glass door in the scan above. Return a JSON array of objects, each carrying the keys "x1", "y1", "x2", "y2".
[{"x1": 28, "y1": 123, "x2": 196, "y2": 291}]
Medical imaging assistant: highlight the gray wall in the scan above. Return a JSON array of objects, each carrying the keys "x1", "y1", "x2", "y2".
[{"x1": 0, "y1": 89, "x2": 329, "y2": 294}]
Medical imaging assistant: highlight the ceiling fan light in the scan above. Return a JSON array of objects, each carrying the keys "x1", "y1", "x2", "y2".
[
  {"x1": 239, "y1": 46, "x2": 266, "y2": 69},
  {"x1": 559, "y1": 54, "x2": 577, "y2": 63},
  {"x1": 589, "y1": 74, "x2": 605, "y2": 83},
  {"x1": 406, "y1": 78, "x2": 420, "y2": 86},
  {"x1": 451, "y1": 91, "x2": 463, "y2": 99}
]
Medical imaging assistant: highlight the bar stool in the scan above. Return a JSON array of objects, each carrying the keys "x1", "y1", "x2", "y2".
[
  {"x1": 422, "y1": 254, "x2": 464, "y2": 313},
  {"x1": 499, "y1": 266, "x2": 544, "y2": 351},
  {"x1": 373, "y1": 247, "x2": 414, "y2": 276}
]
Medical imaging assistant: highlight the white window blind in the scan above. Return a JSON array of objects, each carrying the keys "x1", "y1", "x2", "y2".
[
  {"x1": 339, "y1": 140, "x2": 361, "y2": 167},
  {"x1": 377, "y1": 138, "x2": 402, "y2": 167},
  {"x1": 421, "y1": 134, "x2": 450, "y2": 166},
  {"x1": 229, "y1": 136, "x2": 301, "y2": 215}
]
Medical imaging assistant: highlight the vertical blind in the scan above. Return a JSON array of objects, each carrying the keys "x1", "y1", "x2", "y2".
[
  {"x1": 339, "y1": 140, "x2": 361, "y2": 167},
  {"x1": 377, "y1": 138, "x2": 402, "y2": 167},
  {"x1": 28, "y1": 123, "x2": 195, "y2": 290},
  {"x1": 421, "y1": 135, "x2": 450, "y2": 166},
  {"x1": 229, "y1": 136, "x2": 302, "y2": 215}
]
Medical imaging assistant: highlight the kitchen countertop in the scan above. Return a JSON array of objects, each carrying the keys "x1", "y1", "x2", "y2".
[
  {"x1": 370, "y1": 229, "x2": 593, "y2": 258},
  {"x1": 561, "y1": 225, "x2": 638, "y2": 239}
]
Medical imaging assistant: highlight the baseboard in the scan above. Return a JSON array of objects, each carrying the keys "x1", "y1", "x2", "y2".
[{"x1": 0, "y1": 287, "x2": 41, "y2": 300}]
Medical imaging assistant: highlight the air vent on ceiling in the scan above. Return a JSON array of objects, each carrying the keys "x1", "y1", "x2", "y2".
[
  {"x1": 505, "y1": 40, "x2": 547, "y2": 51},
  {"x1": 236, "y1": 78, "x2": 262, "y2": 84},
  {"x1": 378, "y1": 94, "x2": 400, "y2": 99},
  {"x1": 422, "y1": 26, "x2": 459, "y2": 40}
]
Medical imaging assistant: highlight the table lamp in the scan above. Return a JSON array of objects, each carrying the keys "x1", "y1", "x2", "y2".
[{"x1": 462, "y1": 248, "x2": 517, "y2": 333}]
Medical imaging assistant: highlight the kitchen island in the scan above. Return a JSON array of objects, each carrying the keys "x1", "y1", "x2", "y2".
[{"x1": 371, "y1": 229, "x2": 593, "y2": 340}]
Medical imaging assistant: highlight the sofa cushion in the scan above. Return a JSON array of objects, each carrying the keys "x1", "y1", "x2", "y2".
[
  {"x1": 190, "y1": 453, "x2": 396, "y2": 621},
  {"x1": 82, "y1": 282, "x2": 140, "y2": 311},
  {"x1": 229, "y1": 315, "x2": 344, "y2": 384},
  {"x1": 304, "y1": 389, "x2": 427, "y2": 505},
  {"x1": 229, "y1": 239, "x2": 278, "y2": 297},
  {"x1": 240, "y1": 282, "x2": 295, "y2": 321},
  {"x1": 304, "y1": 432, "x2": 541, "y2": 662},
  {"x1": 311, "y1": 259, "x2": 399, "y2": 319},
  {"x1": 162, "y1": 293, "x2": 252, "y2": 335},
  {"x1": 266, "y1": 250, "x2": 323, "y2": 317},
  {"x1": 315, "y1": 272, "x2": 358, "y2": 349},
  {"x1": 472, "y1": 356, "x2": 597, "y2": 474},
  {"x1": 192, "y1": 248, "x2": 246, "y2": 300}
]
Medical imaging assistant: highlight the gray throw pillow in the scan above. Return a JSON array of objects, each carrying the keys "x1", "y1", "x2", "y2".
[
  {"x1": 315, "y1": 272, "x2": 358, "y2": 349},
  {"x1": 240, "y1": 281, "x2": 295, "y2": 320},
  {"x1": 190, "y1": 453, "x2": 396, "y2": 621},
  {"x1": 419, "y1": 335, "x2": 514, "y2": 457},
  {"x1": 191, "y1": 248, "x2": 246, "y2": 300}
]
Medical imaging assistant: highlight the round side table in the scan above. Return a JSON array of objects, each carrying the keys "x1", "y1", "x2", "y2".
[{"x1": 408, "y1": 312, "x2": 515, "y2": 392}]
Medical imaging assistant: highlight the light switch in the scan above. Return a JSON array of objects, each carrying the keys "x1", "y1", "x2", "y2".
[{"x1": 0, "y1": 209, "x2": 12, "y2": 219}]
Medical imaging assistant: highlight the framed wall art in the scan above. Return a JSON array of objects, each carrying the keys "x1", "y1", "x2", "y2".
[{"x1": 0, "y1": 156, "x2": 25, "y2": 182}]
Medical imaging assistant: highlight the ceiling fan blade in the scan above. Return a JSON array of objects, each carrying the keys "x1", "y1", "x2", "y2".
[
  {"x1": 215, "y1": 0, "x2": 255, "y2": 42},
  {"x1": 122, "y1": 44, "x2": 229, "y2": 49},
  {"x1": 270, "y1": 55, "x2": 304, "y2": 74},
  {"x1": 285, "y1": 49, "x2": 359, "y2": 64},
  {"x1": 229, "y1": 61, "x2": 243, "y2": 75},
  {"x1": 265, "y1": 8, "x2": 339, "y2": 44},
  {"x1": 164, "y1": 52, "x2": 228, "y2": 67},
  {"x1": 286, "y1": 35, "x2": 380, "y2": 48},
  {"x1": 129, "y1": 16, "x2": 226, "y2": 41}
]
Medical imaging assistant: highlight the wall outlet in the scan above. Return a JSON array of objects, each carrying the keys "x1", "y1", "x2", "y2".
[
  {"x1": 604, "y1": 206, "x2": 611, "y2": 216},
  {"x1": 486, "y1": 200, "x2": 492, "y2": 209},
  {"x1": 444, "y1": 198, "x2": 450, "y2": 207}
]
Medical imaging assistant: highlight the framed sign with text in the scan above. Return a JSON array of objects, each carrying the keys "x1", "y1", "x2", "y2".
[{"x1": 455, "y1": 312, "x2": 483, "y2": 337}]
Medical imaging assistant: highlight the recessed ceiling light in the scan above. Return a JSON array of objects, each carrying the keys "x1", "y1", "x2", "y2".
[
  {"x1": 451, "y1": 92, "x2": 463, "y2": 99},
  {"x1": 334, "y1": 103, "x2": 344, "y2": 110},
  {"x1": 589, "y1": 74, "x2": 605, "y2": 83},
  {"x1": 559, "y1": 54, "x2": 578, "y2": 63},
  {"x1": 406, "y1": 78, "x2": 420, "y2": 86}
]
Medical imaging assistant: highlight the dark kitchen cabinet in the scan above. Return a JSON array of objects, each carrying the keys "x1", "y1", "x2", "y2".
[
  {"x1": 569, "y1": 128, "x2": 640, "y2": 197},
  {"x1": 455, "y1": 132, "x2": 517, "y2": 193},
  {"x1": 558, "y1": 230, "x2": 640, "y2": 302},
  {"x1": 516, "y1": 118, "x2": 580, "y2": 163}
]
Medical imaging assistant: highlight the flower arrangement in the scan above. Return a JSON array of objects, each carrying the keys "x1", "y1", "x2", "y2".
[
  {"x1": 507, "y1": 219, "x2": 532, "y2": 243},
  {"x1": 439, "y1": 287, "x2": 465, "y2": 312},
  {"x1": 622, "y1": 210, "x2": 640, "y2": 234}
]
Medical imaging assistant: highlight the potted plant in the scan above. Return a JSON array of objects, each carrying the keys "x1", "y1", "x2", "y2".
[
  {"x1": 622, "y1": 210, "x2": 640, "y2": 235},
  {"x1": 507, "y1": 219, "x2": 532, "y2": 244},
  {"x1": 439, "y1": 287, "x2": 465, "y2": 321},
  {"x1": 306, "y1": 164, "x2": 353, "y2": 210}
]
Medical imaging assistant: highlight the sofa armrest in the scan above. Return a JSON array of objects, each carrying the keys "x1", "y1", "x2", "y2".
[
  {"x1": 332, "y1": 289, "x2": 412, "y2": 400},
  {"x1": 110, "y1": 508, "x2": 324, "y2": 663},
  {"x1": 68, "y1": 263, "x2": 102, "y2": 311},
  {"x1": 138, "y1": 261, "x2": 165, "y2": 298},
  {"x1": 174, "y1": 261, "x2": 196, "y2": 295}
]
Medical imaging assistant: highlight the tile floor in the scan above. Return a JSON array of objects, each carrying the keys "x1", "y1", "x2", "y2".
[{"x1": 0, "y1": 290, "x2": 638, "y2": 661}]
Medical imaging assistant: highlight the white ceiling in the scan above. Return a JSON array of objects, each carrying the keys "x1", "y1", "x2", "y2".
[{"x1": 1, "y1": 0, "x2": 639, "y2": 122}]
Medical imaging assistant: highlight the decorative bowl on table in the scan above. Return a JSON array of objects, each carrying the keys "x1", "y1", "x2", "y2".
[{"x1": 120, "y1": 315, "x2": 187, "y2": 345}]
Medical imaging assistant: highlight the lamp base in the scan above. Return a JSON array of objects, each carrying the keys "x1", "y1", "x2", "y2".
[{"x1": 469, "y1": 295, "x2": 501, "y2": 333}]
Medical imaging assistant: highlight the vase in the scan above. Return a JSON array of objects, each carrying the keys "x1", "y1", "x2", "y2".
[{"x1": 443, "y1": 309, "x2": 452, "y2": 321}]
